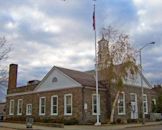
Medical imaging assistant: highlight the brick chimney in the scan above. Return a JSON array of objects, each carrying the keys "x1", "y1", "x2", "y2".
[{"x1": 8, "y1": 64, "x2": 18, "y2": 90}]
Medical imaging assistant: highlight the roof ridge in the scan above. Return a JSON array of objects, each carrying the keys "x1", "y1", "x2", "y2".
[
  {"x1": 55, "y1": 66, "x2": 105, "y2": 88},
  {"x1": 55, "y1": 66, "x2": 94, "y2": 76}
]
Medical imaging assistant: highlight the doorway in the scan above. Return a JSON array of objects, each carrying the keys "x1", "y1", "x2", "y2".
[{"x1": 130, "y1": 93, "x2": 138, "y2": 119}]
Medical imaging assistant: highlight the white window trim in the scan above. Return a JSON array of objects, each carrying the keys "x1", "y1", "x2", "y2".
[
  {"x1": 51, "y1": 95, "x2": 58, "y2": 115},
  {"x1": 39, "y1": 97, "x2": 46, "y2": 116},
  {"x1": 130, "y1": 93, "x2": 137, "y2": 102},
  {"x1": 9, "y1": 100, "x2": 14, "y2": 115},
  {"x1": 92, "y1": 94, "x2": 100, "y2": 115},
  {"x1": 64, "y1": 94, "x2": 72, "y2": 116},
  {"x1": 26, "y1": 104, "x2": 32, "y2": 115},
  {"x1": 143, "y1": 94, "x2": 148, "y2": 114},
  {"x1": 17, "y1": 99, "x2": 23, "y2": 115},
  {"x1": 130, "y1": 93, "x2": 138, "y2": 117},
  {"x1": 152, "y1": 98, "x2": 156, "y2": 105},
  {"x1": 118, "y1": 92, "x2": 126, "y2": 115}
]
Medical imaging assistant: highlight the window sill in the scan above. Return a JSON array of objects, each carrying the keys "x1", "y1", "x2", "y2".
[
  {"x1": 17, "y1": 113, "x2": 22, "y2": 116},
  {"x1": 64, "y1": 113, "x2": 72, "y2": 116},
  {"x1": 92, "y1": 113, "x2": 101, "y2": 116},
  {"x1": 51, "y1": 113, "x2": 58, "y2": 116},
  {"x1": 118, "y1": 113, "x2": 126, "y2": 115},
  {"x1": 39, "y1": 113, "x2": 45, "y2": 116},
  {"x1": 9, "y1": 114, "x2": 14, "y2": 116},
  {"x1": 26, "y1": 114, "x2": 32, "y2": 116}
]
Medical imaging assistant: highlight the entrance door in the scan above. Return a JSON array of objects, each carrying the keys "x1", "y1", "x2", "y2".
[{"x1": 130, "y1": 93, "x2": 138, "y2": 119}]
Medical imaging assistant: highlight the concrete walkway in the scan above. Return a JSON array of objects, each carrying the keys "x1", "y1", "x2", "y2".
[{"x1": 0, "y1": 121, "x2": 162, "y2": 130}]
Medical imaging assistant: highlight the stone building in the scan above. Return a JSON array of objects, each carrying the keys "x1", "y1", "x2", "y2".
[
  {"x1": 6, "y1": 64, "x2": 107, "y2": 124},
  {"x1": 6, "y1": 38, "x2": 156, "y2": 124},
  {"x1": 0, "y1": 102, "x2": 6, "y2": 121},
  {"x1": 97, "y1": 37, "x2": 156, "y2": 123}
]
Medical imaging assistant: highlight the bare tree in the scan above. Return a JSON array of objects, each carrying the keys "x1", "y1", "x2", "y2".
[
  {"x1": 0, "y1": 37, "x2": 10, "y2": 86},
  {"x1": 99, "y1": 26, "x2": 138, "y2": 123}
]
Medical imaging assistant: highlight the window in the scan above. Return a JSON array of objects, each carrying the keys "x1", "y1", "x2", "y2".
[
  {"x1": 9, "y1": 100, "x2": 14, "y2": 115},
  {"x1": 92, "y1": 94, "x2": 100, "y2": 115},
  {"x1": 52, "y1": 77, "x2": 58, "y2": 83},
  {"x1": 51, "y1": 95, "x2": 58, "y2": 115},
  {"x1": 39, "y1": 97, "x2": 46, "y2": 115},
  {"x1": 130, "y1": 94, "x2": 136, "y2": 102},
  {"x1": 143, "y1": 94, "x2": 148, "y2": 114},
  {"x1": 152, "y1": 98, "x2": 156, "y2": 105},
  {"x1": 64, "y1": 94, "x2": 72, "y2": 115},
  {"x1": 118, "y1": 92, "x2": 126, "y2": 115},
  {"x1": 26, "y1": 104, "x2": 32, "y2": 115},
  {"x1": 152, "y1": 98, "x2": 157, "y2": 113},
  {"x1": 17, "y1": 99, "x2": 23, "y2": 115}
]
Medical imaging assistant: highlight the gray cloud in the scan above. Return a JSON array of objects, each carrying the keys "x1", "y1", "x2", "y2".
[{"x1": 0, "y1": 0, "x2": 162, "y2": 102}]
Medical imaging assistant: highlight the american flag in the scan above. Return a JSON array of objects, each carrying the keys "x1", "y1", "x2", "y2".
[{"x1": 93, "y1": 5, "x2": 96, "y2": 30}]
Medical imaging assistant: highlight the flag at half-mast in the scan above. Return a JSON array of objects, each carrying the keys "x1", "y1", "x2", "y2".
[{"x1": 93, "y1": 5, "x2": 96, "y2": 30}]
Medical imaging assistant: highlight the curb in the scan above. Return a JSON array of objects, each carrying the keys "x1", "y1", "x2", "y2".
[
  {"x1": 0, "y1": 125, "x2": 40, "y2": 130},
  {"x1": 126, "y1": 122, "x2": 162, "y2": 129}
]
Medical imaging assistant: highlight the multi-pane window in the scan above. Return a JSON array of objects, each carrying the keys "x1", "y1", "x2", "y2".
[
  {"x1": 26, "y1": 104, "x2": 32, "y2": 115},
  {"x1": 130, "y1": 94, "x2": 136, "y2": 102},
  {"x1": 92, "y1": 94, "x2": 100, "y2": 115},
  {"x1": 143, "y1": 94, "x2": 148, "y2": 114},
  {"x1": 64, "y1": 94, "x2": 72, "y2": 115},
  {"x1": 152, "y1": 98, "x2": 156, "y2": 105},
  {"x1": 152, "y1": 98, "x2": 157, "y2": 112},
  {"x1": 39, "y1": 97, "x2": 46, "y2": 115},
  {"x1": 51, "y1": 95, "x2": 58, "y2": 115},
  {"x1": 9, "y1": 100, "x2": 14, "y2": 115},
  {"x1": 118, "y1": 92, "x2": 126, "y2": 115},
  {"x1": 17, "y1": 99, "x2": 23, "y2": 115}
]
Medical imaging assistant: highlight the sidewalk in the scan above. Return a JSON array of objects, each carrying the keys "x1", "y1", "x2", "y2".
[{"x1": 0, "y1": 121, "x2": 162, "y2": 130}]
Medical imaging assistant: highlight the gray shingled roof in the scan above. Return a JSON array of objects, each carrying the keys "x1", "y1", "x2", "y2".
[{"x1": 55, "y1": 66, "x2": 105, "y2": 88}]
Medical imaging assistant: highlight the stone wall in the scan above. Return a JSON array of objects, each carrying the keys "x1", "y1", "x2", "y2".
[
  {"x1": 111, "y1": 85, "x2": 156, "y2": 122},
  {"x1": 82, "y1": 87, "x2": 107, "y2": 124},
  {"x1": 6, "y1": 87, "x2": 108, "y2": 124},
  {"x1": 6, "y1": 84, "x2": 156, "y2": 124},
  {"x1": 0, "y1": 103, "x2": 6, "y2": 120},
  {"x1": 6, "y1": 87, "x2": 83, "y2": 123}
]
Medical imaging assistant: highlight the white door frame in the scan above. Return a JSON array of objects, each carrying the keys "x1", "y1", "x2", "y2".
[{"x1": 130, "y1": 93, "x2": 138, "y2": 119}]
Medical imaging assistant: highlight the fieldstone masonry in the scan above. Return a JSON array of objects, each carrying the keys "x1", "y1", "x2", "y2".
[{"x1": 6, "y1": 64, "x2": 156, "y2": 124}]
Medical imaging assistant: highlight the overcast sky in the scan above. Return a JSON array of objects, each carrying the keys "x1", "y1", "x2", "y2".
[{"x1": 0, "y1": 0, "x2": 162, "y2": 89}]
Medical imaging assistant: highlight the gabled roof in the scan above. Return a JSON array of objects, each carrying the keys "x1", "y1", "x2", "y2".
[
  {"x1": 55, "y1": 66, "x2": 104, "y2": 88},
  {"x1": 139, "y1": 71, "x2": 152, "y2": 88},
  {"x1": 114, "y1": 64, "x2": 152, "y2": 88},
  {"x1": 85, "y1": 66, "x2": 152, "y2": 88}
]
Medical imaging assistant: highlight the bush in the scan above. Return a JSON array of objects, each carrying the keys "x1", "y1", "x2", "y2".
[
  {"x1": 43, "y1": 118, "x2": 51, "y2": 123},
  {"x1": 6, "y1": 116, "x2": 26, "y2": 122},
  {"x1": 29, "y1": 117, "x2": 78, "y2": 125},
  {"x1": 116, "y1": 118, "x2": 122, "y2": 124},
  {"x1": 145, "y1": 114, "x2": 150, "y2": 119},
  {"x1": 33, "y1": 117, "x2": 63, "y2": 123},
  {"x1": 64, "y1": 118, "x2": 79, "y2": 125},
  {"x1": 127, "y1": 119, "x2": 138, "y2": 123}
]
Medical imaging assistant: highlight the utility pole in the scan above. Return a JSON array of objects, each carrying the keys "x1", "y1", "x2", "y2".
[{"x1": 138, "y1": 42, "x2": 155, "y2": 124}]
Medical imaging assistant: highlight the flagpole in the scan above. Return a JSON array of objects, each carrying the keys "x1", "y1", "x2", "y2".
[{"x1": 93, "y1": 0, "x2": 101, "y2": 126}]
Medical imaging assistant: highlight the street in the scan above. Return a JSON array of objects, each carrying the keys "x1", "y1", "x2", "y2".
[
  {"x1": 0, "y1": 125, "x2": 162, "y2": 130},
  {"x1": 0, "y1": 128, "x2": 14, "y2": 130},
  {"x1": 125, "y1": 125, "x2": 162, "y2": 130},
  {"x1": 0, "y1": 123, "x2": 162, "y2": 130}
]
